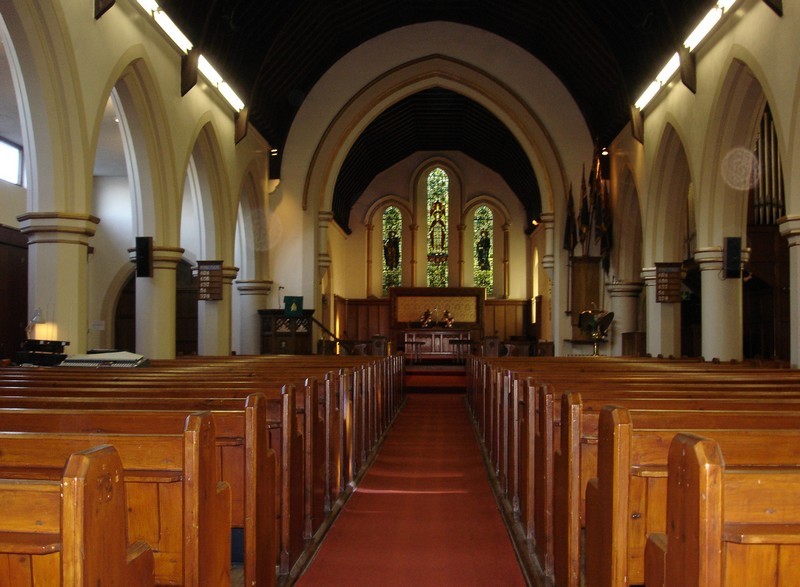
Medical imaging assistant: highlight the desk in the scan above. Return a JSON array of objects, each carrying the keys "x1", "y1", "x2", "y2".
[{"x1": 403, "y1": 329, "x2": 470, "y2": 361}]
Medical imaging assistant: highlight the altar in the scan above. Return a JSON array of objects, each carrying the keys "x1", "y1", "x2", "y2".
[
  {"x1": 389, "y1": 287, "x2": 485, "y2": 360},
  {"x1": 403, "y1": 329, "x2": 471, "y2": 362}
]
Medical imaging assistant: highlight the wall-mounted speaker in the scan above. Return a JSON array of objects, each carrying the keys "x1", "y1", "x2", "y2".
[
  {"x1": 723, "y1": 236, "x2": 741, "y2": 279},
  {"x1": 135, "y1": 236, "x2": 153, "y2": 278}
]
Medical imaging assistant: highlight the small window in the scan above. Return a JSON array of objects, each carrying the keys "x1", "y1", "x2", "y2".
[
  {"x1": 382, "y1": 206, "x2": 402, "y2": 295},
  {"x1": 474, "y1": 205, "x2": 494, "y2": 296},
  {"x1": 0, "y1": 139, "x2": 22, "y2": 185}
]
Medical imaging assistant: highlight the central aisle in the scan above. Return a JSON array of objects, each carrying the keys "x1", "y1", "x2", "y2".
[{"x1": 296, "y1": 393, "x2": 526, "y2": 586}]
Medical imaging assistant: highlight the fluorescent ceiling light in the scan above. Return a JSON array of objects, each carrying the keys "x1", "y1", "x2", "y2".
[
  {"x1": 136, "y1": 0, "x2": 159, "y2": 13},
  {"x1": 153, "y1": 9, "x2": 192, "y2": 53},
  {"x1": 218, "y1": 82, "x2": 245, "y2": 112},
  {"x1": 134, "y1": 0, "x2": 245, "y2": 112},
  {"x1": 198, "y1": 56, "x2": 223, "y2": 86},
  {"x1": 635, "y1": 0, "x2": 739, "y2": 112},
  {"x1": 656, "y1": 53, "x2": 680, "y2": 85},
  {"x1": 635, "y1": 81, "x2": 661, "y2": 110},
  {"x1": 684, "y1": 7, "x2": 723, "y2": 51}
]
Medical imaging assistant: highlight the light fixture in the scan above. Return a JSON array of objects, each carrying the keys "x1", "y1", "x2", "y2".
[
  {"x1": 634, "y1": 0, "x2": 739, "y2": 111},
  {"x1": 25, "y1": 307, "x2": 45, "y2": 340},
  {"x1": 136, "y1": 1, "x2": 245, "y2": 113},
  {"x1": 684, "y1": 7, "x2": 723, "y2": 52}
]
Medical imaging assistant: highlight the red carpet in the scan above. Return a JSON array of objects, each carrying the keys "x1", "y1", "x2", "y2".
[{"x1": 296, "y1": 393, "x2": 525, "y2": 586}]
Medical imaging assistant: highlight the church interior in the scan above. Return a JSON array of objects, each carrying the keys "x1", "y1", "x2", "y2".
[{"x1": 1, "y1": 1, "x2": 800, "y2": 585}]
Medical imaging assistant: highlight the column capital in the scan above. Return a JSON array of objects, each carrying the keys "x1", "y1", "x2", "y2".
[
  {"x1": 17, "y1": 212, "x2": 100, "y2": 246},
  {"x1": 235, "y1": 279, "x2": 273, "y2": 295},
  {"x1": 222, "y1": 266, "x2": 239, "y2": 285},
  {"x1": 318, "y1": 210, "x2": 334, "y2": 223},
  {"x1": 606, "y1": 281, "x2": 644, "y2": 297},
  {"x1": 778, "y1": 215, "x2": 800, "y2": 244},
  {"x1": 539, "y1": 211, "x2": 555, "y2": 225},
  {"x1": 127, "y1": 245, "x2": 184, "y2": 270},
  {"x1": 694, "y1": 246, "x2": 723, "y2": 270},
  {"x1": 640, "y1": 267, "x2": 657, "y2": 283}
]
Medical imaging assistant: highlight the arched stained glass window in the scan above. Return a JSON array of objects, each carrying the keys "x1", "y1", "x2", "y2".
[
  {"x1": 474, "y1": 205, "x2": 494, "y2": 296},
  {"x1": 382, "y1": 206, "x2": 402, "y2": 295},
  {"x1": 426, "y1": 168, "x2": 449, "y2": 287}
]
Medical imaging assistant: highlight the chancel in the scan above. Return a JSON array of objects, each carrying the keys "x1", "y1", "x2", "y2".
[{"x1": 1, "y1": 1, "x2": 799, "y2": 585}]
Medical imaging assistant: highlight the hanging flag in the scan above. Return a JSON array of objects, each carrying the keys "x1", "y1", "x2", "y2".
[
  {"x1": 562, "y1": 183, "x2": 578, "y2": 257},
  {"x1": 578, "y1": 165, "x2": 591, "y2": 254},
  {"x1": 600, "y1": 182, "x2": 614, "y2": 273}
]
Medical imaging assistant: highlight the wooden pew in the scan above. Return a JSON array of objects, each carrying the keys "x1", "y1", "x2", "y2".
[
  {"x1": 584, "y1": 406, "x2": 800, "y2": 587},
  {"x1": 465, "y1": 357, "x2": 800, "y2": 581},
  {"x1": 0, "y1": 380, "x2": 319, "y2": 578},
  {"x1": 527, "y1": 381, "x2": 800, "y2": 579},
  {"x1": 553, "y1": 391, "x2": 800, "y2": 587},
  {"x1": 0, "y1": 398, "x2": 275, "y2": 587},
  {"x1": 0, "y1": 412, "x2": 231, "y2": 586},
  {"x1": 0, "y1": 444, "x2": 154, "y2": 586},
  {"x1": 645, "y1": 433, "x2": 800, "y2": 587},
  {"x1": 0, "y1": 355, "x2": 404, "y2": 579}
]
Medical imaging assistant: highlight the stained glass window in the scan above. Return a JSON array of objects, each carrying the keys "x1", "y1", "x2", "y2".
[
  {"x1": 426, "y1": 168, "x2": 449, "y2": 287},
  {"x1": 474, "y1": 205, "x2": 494, "y2": 296},
  {"x1": 382, "y1": 206, "x2": 402, "y2": 295}
]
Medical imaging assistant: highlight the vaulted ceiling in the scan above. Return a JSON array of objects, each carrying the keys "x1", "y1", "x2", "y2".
[{"x1": 161, "y1": 0, "x2": 713, "y2": 231}]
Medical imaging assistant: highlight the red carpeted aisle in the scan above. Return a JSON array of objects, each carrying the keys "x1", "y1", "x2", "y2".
[{"x1": 296, "y1": 393, "x2": 526, "y2": 586}]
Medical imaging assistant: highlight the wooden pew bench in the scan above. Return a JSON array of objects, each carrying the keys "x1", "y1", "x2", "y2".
[
  {"x1": 645, "y1": 433, "x2": 800, "y2": 587},
  {"x1": 0, "y1": 412, "x2": 230, "y2": 586},
  {"x1": 584, "y1": 406, "x2": 800, "y2": 587},
  {"x1": 0, "y1": 398, "x2": 276, "y2": 587},
  {"x1": 0, "y1": 355, "x2": 403, "y2": 579},
  {"x1": 0, "y1": 444, "x2": 154, "y2": 586},
  {"x1": 520, "y1": 380, "x2": 800, "y2": 579},
  {"x1": 552, "y1": 391, "x2": 800, "y2": 587}
]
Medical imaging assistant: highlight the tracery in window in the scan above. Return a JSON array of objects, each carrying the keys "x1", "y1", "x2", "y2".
[
  {"x1": 381, "y1": 206, "x2": 402, "y2": 295},
  {"x1": 473, "y1": 205, "x2": 494, "y2": 296},
  {"x1": 426, "y1": 168, "x2": 449, "y2": 287}
]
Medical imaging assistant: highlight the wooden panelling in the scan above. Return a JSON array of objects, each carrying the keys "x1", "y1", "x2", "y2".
[
  {"x1": 0, "y1": 226, "x2": 27, "y2": 361},
  {"x1": 335, "y1": 294, "x2": 531, "y2": 352}
]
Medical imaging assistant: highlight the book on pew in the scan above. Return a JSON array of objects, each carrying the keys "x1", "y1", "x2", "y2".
[{"x1": 60, "y1": 351, "x2": 149, "y2": 368}]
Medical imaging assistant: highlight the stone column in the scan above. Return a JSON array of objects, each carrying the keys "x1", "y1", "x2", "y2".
[
  {"x1": 606, "y1": 281, "x2": 644, "y2": 356},
  {"x1": 236, "y1": 280, "x2": 273, "y2": 355},
  {"x1": 502, "y1": 222, "x2": 511, "y2": 298},
  {"x1": 540, "y1": 212, "x2": 555, "y2": 280},
  {"x1": 409, "y1": 224, "x2": 419, "y2": 286},
  {"x1": 695, "y1": 247, "x2": 743, "y2": 362},
  {"x1": 456, "y1": 223, "x2": 466, "y2": 286},
  {"x1": 779, "y1": 216, "x2": 800, "y2": 366},
  {"x1": 641, "y1": 267, "x2": 681, "y2": 358},
  {"x1": 129, "y1": 245, "x2": 184, "y2": 360},
  {"x1": 197, "y1": 266, "x2": 239, "y2": 356},
  {"x1": 365, "y1": 223, "x2": 374, "y2": 295},
  {"x1": 17, "y1": 212, "x2": 100, "y2": 354}
]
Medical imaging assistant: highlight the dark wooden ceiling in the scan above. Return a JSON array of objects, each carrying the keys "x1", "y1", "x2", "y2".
[{"x1": 160, "y1": 0, "x2": 713, "y2": 231}]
